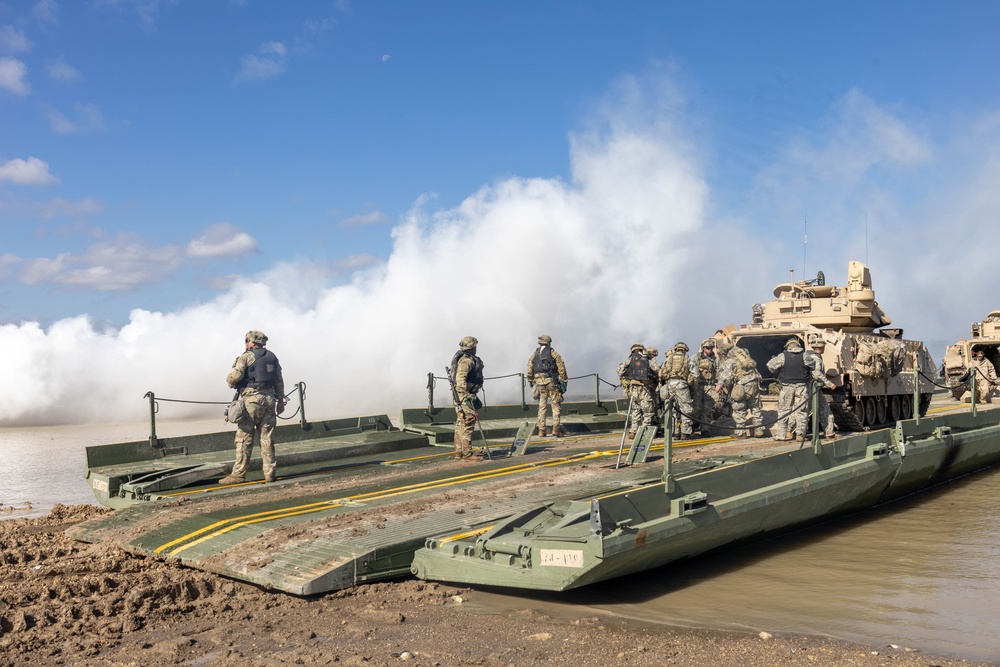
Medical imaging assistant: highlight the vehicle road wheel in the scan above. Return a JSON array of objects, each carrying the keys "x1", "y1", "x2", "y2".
[
  {"x1": 864, "y1": 396, "x2": 878, "y2": 427},
  {"x1": 875, "y1": 397, "x2": 887, "y2": 425},
  {"x1": 901, "y1": 396, "x2": 913, "y2": 419},
  {"x1": 889, "y1": 395, "x2": 901, "y2": 422},
  {"x1": 853, "y1": 399, "x2": 866, "y2": 425}
]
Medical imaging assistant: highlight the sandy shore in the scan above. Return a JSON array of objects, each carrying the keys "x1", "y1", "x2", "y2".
[{"x1": 0, "y1": 504, "x2": 992, "y2": 667}]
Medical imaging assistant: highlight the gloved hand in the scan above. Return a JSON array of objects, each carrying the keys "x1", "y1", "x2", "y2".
[{"x1": 276, "y1": 399, "x2": 286, "y2": 415}]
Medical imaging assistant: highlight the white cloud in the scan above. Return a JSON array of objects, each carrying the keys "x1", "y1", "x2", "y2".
[
  {"x1": 0, "y1": 57, "x2": 29, "y2": 95},
  {"x1": 186, "y1": 223, "x2": 258, "y2": 258},
  {"x1": 34, "y1": 197, "x2": 104, "y2": 218},
  {"x1": 0, "y1": 25, "x2": 32, "y2": 53},
  {"x1": 235, "y1": 41, "x2": 288, "y2": 82},
  {"x1": 47, "y1": 102, "x2": 106, "y2": 134},
  {"x1": 339, "y1": 210, "x2": 389, "y2": 226},
  {"x1": 46, "y1": 58, "x2": 82, "y2": 83},
  {"x1": 33, "y1": 0, "x2": 59, "y2": 23},
  {"x1": 19, "y1": 234, "x2": 183, "y2": 291},
  {"x1": 0, "y1": 157, "x2": 57, "y2": 185}
]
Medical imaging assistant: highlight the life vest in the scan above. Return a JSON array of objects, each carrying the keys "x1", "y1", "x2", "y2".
[
  {"x1": 450, "y1": 350, "x2": 485, "y2": 393},
  {"x1": 778, "y1": 350, "x2": 808, "y2": 384},
  {"x1": 532, "y1": 346, "x2": 558, "y2": 380}
]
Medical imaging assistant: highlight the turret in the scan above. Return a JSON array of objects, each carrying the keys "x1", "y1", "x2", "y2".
[{"x1": 755, "y1": 260, "x2": 892, "y2": 333}]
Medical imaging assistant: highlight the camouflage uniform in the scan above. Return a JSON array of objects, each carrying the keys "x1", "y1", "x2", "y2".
[
  {"x1": 618, "y1": 343, "x2": 657, "y2": 437},
  {"x1": 718, "y1": 341, "x2": 765, "y2": 438},
  {"x1": 526, "y1": 335, "x2": 568, "y2": 437},
  {"x1": 969, "y1": 351, "x2": 998, "y2": 404},
  {"x1": 658, "y1": 343, "x2": 694, "y2": 439},
  {"x1": 451, "y1": 336, "x2": 485, "y2": 459},
  {"x1": 766, "y1": 338, "x2": 826, "y2": 441},
  {"x1": 645, "y1": 347, "x2": 662, "y2": 428},
  {"x1": 690, "y1": 339, "x2": 720, "y2": 435},
  {"x1": 222, "y1": 330, "x2": 285, "y2": 484},
  {"x1": 804, "y1": 340, "x2": 837, "y2": 437}
]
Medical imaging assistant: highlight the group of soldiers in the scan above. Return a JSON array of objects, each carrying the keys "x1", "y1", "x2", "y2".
[
  {"x1": 618, "y1": 333, "x2": 838, "y2": 443},
  {"x1": 446, "y1": 331, "x2": 841, "y2": 463}
]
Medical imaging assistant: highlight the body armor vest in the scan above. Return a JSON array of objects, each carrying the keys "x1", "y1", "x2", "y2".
[
  {"x1": 622, "y1": 351, "x2": 652, "y2": 382},
  {"x1": 697, "y1": 355, "x2": 716, "y2": 382},
  {"x1": 663, "y1": 351, "x2": 689, "y2": 380},
  {"x1": 245, "y1": 348, "x2": 279, "y2": 389},
  {"x1": 532, "y1": 347, "x2": 558, "y2": 380},
  {"x1": 450, "y1": 350, "x2": 485, "y2": 393},
  {"x1": 778, "y1": 351, "x2": 808, "y2": 384},
  {"x1": 730, "y1": 347, "x2": 758, "y2": 382}
]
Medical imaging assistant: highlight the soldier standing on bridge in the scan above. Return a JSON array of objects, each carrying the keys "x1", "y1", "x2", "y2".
[
  {"x1": 450, "y1": 336, "x2": 485, "y2": 460},
  {"x1": 968, "y1": 346, "x2": 998, "y2": 404},
  {"x1": 766, "y1": 337, "x2": 827, "y2": 442},
  {"x1": 805, "y1": 336, "x2": 838, "y2": 439},
  {"x1": 526, "y1": 335, "x2": 568, "y2": 437},
  {"x1": 220, "y1": 330, "x2": 285, "y2": 485}
]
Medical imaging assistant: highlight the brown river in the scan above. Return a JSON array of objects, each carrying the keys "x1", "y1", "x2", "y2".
[{"x1": 2, "y1": 415, "x2": 999, "y2": 663}]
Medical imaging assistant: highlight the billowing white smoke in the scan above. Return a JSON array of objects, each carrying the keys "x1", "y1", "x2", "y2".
[
  {"x1": 4, "y1": 82, "x2": 1000, "y2": 426},
  {"x1": 0, "y1": 78, "x2": 740, "y2": 426}
]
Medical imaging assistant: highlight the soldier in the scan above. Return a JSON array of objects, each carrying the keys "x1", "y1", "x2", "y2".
[
  {"x1": 645, "y1": 346, "x2": 662, "y2": 429},
  {"x1": 718, "y1": 340, "x2": 765, "y2": 438},
  {"x1": 619, "y1": 342, "x2": 657, "y2": 439},
  {"x1": 526, "y1": 335, "x2": 568, "y2": 437},
  {"x1": 659, "y1": 342, "x2": 695, "y2": 439},
  {"x1": 805, "y1": 336, "x2": 838, "y2": 438},
  {"x1": 450, "y1": 336, "x2": 485, "y2": 460},
  {"x1": 766, "y1": 337, "x2": 827, "y2": 442},
  {"x1": 968, "y1": 347, "x2": 999, "y2": 404},
  {"x1": 690, "y1": 339, "x2": 720, "y2": 436},
  {"x1": 220, "y1": 330, "x2": 285, "y2": 484}
]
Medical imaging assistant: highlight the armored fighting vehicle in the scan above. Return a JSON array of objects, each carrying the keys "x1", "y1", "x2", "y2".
[
  {"x1": 942, "y1": 310, "x2": 1000, "y2": 400},
  {"x1": 723, "y1": 260, "x2": 936, "y2": 431}
]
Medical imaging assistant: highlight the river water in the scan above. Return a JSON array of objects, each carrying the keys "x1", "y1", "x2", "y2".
[{"x1": 2, "y1": 418, "x2": 999, "y2": 663}]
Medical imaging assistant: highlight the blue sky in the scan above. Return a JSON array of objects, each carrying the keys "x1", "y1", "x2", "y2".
[{"x1": 2, "y1": 1, "x2": 1000, "y2": 425}]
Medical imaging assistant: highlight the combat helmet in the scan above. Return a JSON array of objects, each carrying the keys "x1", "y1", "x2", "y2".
[
  {"x1": 538, "y1": 334, "x2": 552, "y2": 345},
  {"x1": 645, "y1": 347, "x2": 658, "y2": 358},
  {"x1": 809, "y1": 335, "x2": 826, "y2": 350},
  {"x1": 674, "y1": 342, "x2": 689, "y2": 352},
  {"x1": 459, "y1": 336, "x2": 479, "y2": 350},
  {"x1": 784, "y1": 337, "x2": 801, "y2": 350},
  {"x1": 630, "y1": 342, "x2": 644, "y2": 352},
  {"x1": 717, "y1": 339, "x2": 733, "y2": 354},
  {"x1": 245, "y1": 330, "x2": 268, "y2": 345},
  {"x1": 701, "y1": 338, "x2": 716, "y2": 350}
]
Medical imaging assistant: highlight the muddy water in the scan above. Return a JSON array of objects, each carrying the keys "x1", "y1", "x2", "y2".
[
  {"x1": 471, "y1": 466, "x2": 1000, "y2": 663},
  {"x1": 3, "y1": 420, "x2": 1000, "y2": 662}
]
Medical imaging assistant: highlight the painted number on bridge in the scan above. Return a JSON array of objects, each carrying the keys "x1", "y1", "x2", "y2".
[{"x1": 539, "y1": 548, "x2": 584, "y2": 568}]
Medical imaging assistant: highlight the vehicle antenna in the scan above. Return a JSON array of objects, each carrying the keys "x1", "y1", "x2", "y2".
[{"x1": 803, "y1": 215, "x2": 808, "y2": 279}]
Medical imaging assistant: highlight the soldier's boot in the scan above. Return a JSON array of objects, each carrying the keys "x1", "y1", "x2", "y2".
[
  {"x1": 733, "y1": 429, "x2": 747, "y2": 438},
  {"x1": 218, "y1": 475, "x2": 245, "y2": 485},
  {"x1": 824, "y1": 431, "x2": 838, "y2": 440},
  {"x1": 535, "y1": 423, "x2": 547, "y2": 437},
  {"x1": 626, "y1": 430, "x2": 637, "y2": 440},
  {"x1": 551, "y1": 425, "x2": 565, "y2": 438},
  {"x1": 754, "y1": 427, "x2": 767, "y2": 438},
  {"x1": 264, "y1": 473, "x2": 277, "y2": 483}
]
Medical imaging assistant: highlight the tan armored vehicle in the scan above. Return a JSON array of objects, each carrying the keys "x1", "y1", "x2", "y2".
[
  {"x1": 722, "y1": 260, "x2": 936, "y2": 431},
  {"x1": 942, "y1": 310, "x2": 1000, "y2": 400}
]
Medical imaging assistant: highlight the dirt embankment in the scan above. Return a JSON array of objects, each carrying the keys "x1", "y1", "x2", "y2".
[{"x1": 0, "y1": 504, "x2": 993, "y2": 667}]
